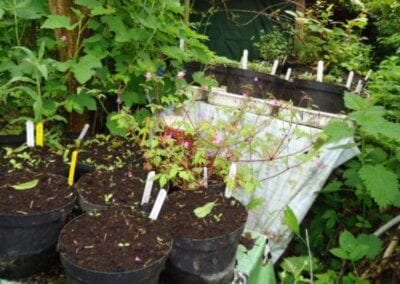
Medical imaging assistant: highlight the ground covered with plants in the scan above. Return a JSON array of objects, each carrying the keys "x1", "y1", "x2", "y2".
[{"x1": 0, "y1": 0, "x2": 399, "y2": 283}]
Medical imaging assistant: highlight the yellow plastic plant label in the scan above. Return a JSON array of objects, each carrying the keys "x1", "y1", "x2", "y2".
[
  {"x1": 68, "y1": 150, "x2": 79, "y2": 186},
  {"x1": 36, "y1": 122, "x2": 44, "y2": 147}
]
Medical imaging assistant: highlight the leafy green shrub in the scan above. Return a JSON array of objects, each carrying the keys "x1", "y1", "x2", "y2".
[{"x1": 256, "y1": 30, "x2": 291, "y2": 62}]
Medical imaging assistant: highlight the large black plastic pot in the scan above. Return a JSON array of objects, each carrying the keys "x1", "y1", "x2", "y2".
[
  {"x1": 0, "y1": 134, "x2": 25, "y2": 148},
  {"x1": 226, "y1": 67, "x2": 286, "y2": 99},
  {"x1": 289, "y1": 79, "x2": 347, "y2": 113},
  {"x1": 164, "y1": 222, "x2": 245, "y2": 284},
  {"x1": 0, "y1": 198, "x2": 76, "y2": 279},
  {"x1": 59, "y1": 214, "x2": 171, "y2": 284},
  {"x1": 61, "y1": 249, "x2": 169, "y2": 284}
]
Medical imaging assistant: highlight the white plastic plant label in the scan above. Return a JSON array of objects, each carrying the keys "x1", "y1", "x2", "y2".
[
  {"x1": 179, "y1": 39, "x2": 185, "y2": 50},
  {"x1": 78, "y1": 124, "x2": 90, "y2": 141},
  {"x1": 241, "y1": 49, "x2": 249, "y2": 70},
  {"x1": 355, "y1": 80, "x2": 363, "y2": 94},
  {"x1": 271, "y1": 60, "x2": 279, "y2": 76},
  {"x1": 26, "y1": 120, "x2": 35, "y2": 147},
  {"x1": 225, "y1": 163, "x2": 237, "y2": 198},
  {"x1": 285, "y1": 68, "x2": 292, "y2": 81},
  {"x1": 317, "y1": 61, "x2": 324, "y2": 82},
  {"x1": 346, "y1": 71, "x2": 354, "y2": 89},
  {"x1": 141, "y1": 171, "x2": 156, "y2": 205},
  {"x1": 203, "y1": 167, "x2": 208, "y2": 188},
  {"x1": 149, "y1": 189, "x2": 167, "y2": 220}
]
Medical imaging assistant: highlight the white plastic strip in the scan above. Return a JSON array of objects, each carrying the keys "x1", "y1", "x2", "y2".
[
  {"x1": 225, "y1": 163, "x2": 237, "y2": 198},
  {"x1": 285, "y1": 68, "x2": 292, "y2": 81},
  {"x1": 149, "y1": 189, "x2": 167, "y2": 220},
  {"x1": 241, "y1": 49, "x2": 249, "y2": 70},
  {"x1": 346, "y1": 71, "x2": 354, "y2": 89},
  {"x1": 26, "y1": 121, "x2": 35, "y2": 147},
  {"x1": 355, "y1": 80, "x2": 363, "y2": 94},
  {"x1": 317, "y1": 61, "x2": 324, "y2": 82},
  {"x1": 141, "y1": 171, "x2": 156, "y2": 205},
  {"x1": 271, "y1": 60, "x2": 279, "y2": 76},
  {"x1": 78, "y1": 124, "x2": 90, "y2": 141}
]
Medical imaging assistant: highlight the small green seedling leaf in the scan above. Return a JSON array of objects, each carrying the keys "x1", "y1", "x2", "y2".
[
  {"x1": 284, "y1": 206, "x2": 300, "y2": 234},
  {"x1": 194, "y1": 201, "x2": 217, "y2": 218},
  {"x1": 11, "y1": 179, "x2": 40, "y2": 190}
]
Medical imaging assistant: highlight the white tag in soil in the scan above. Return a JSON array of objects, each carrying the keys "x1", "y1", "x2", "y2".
[
  {"x1": 26, "y1": 121, "x2": 35, "y2": 147},
  {"x1": 241, "y1": 49, "x2": 248, "y2": 70},
  {"x1": 317, "y1": 61, "x2": 324, "y2": 82},
  {"x1": 271, "y1": 60, "x2": 279, "y2": 76},
  {"x1": 355, "y1": 80, "x2": 363, "y2": 94},
  {"x1": 141, "y1": 171, "x2": 156, "y2": 205},
  {"x1": 346, "y1": 71, "x2": 354, "y2": 89},
  {"x1": 202, "y1": 167, "x2": 208, "y2": 188},
  {"x1": 179, "y1": 39, "x2": 185, "y2": 50},
  {"x1": 365, "y1": 70, "x2": 372, "y2": 81},
  {"x1": 78, "y1": 124, "x2": 90, "y2": 141},
  {"x1": 285, "y1": 68, "x2": 292, "y2": 81},
  {"x1": 225, "y1": 163, "x2": 237, "y2": 199},
  {"x1": 149, "y1": 189, "x2": 167, "y2": 220}
]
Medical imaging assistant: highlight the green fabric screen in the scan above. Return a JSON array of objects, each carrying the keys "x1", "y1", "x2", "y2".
[{"x1": 192, "y1": 0, "x2": 294, "y2": 61}]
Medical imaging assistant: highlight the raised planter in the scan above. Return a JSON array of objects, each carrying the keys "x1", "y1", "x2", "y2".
[
  {"x1": 289, "y1": 79, "x2": 347, "y2": 113},
  {"x1": 58, "y1": 208, "x2": 172, "y2": 284},
  {"x1": 0, "y1": 172, "x2": 76, "y2": 279}
]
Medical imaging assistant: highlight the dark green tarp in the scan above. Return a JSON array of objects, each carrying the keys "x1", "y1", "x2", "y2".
[{"x1": 192, "y1": 0, "x2": 294, "y2": 61}]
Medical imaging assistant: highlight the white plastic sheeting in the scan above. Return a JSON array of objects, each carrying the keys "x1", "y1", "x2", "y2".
[{"x1": 161, "y1": 94, "x2": 358, "y2": 261}]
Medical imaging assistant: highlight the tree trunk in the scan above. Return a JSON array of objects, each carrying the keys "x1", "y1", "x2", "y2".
[{"x1": 48, "y1": 0, "x2": 91, "y2": 133}]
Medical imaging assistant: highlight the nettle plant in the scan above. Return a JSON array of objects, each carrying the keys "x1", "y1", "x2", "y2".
[{"x1": 289, "y1": 1, "x2": 371, "y2": 77}]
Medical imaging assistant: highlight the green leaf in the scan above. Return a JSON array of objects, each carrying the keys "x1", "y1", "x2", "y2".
[
  {"x1": 330, "y1": 248, "x2": 349, "y2": 260},
  {"x1": 344, "y1": 92, "x2": 370, "y2": 111},
  {"x1": 323, "y1": 121, "x2": 354, "y2": 143},
  {"x1": 194, "y1": 201, "x2": 217, "y2": 218},
  {"x1": 65, "y1": 92, "x2": 97, "y2": 114},
  {"x1": 11, "y1": 179, "x2": 40, "y2": 190},
  {"x1": 247, "y1": 197, "x2": 265, "y2": 209},
  {"x1": 339, "y1": 231, "x2": 357, "y2": 251},
  {"x1": 284, "y1": 207, "x2": 300, "y2": 234},
  {"x1": 106, "y1": 112, "x2": 128, "y2": 136},
  {"x1": 357, "y1": 234, "x2": 383, "y2": 260},
  {"x1": 41, "y1": 15, "x2": 75, "y2": 30},
  {"x1": 321, "y1": 181, "x2": 343, "y2": 194},
  {"x1": 350, "y1": 245, "x2": 369, "y2": 261},
  {"x1": 358, "y1": 164, "x2": 399, "y2": 208},
  {"x1": 75, "y1": 0, "x2": 99, "y2": 9},
  {"x1": 71, "y1": 55, "x2": 102, "y2": 84},
  {"x1": 160, "y1": 46, "x2": 186, "y2": 62}
]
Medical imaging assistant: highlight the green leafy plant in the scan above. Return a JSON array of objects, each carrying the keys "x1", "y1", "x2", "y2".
[{"x1": 194, "y1": 201, "x2": 217, "y2": 218}]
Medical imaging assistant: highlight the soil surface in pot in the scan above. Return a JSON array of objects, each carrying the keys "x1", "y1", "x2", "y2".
[
  {"x1": 0, "y1": 171, "x2": 74, "y2": 215},
  {"x1": 77, "y1": 167, "x2": 156, "y2": 207},
  {"x1": 72, "y1": 135, "x2": 143, "y2": 169},
  {"x1": 0, "y1": 146, "x2": 67, "y2": 175},
  {"x1": 58, "y1": 208, "x2": 172, "y2": 272},
  {"x1": 162, "y1": 190, "x2": 247, "y2": 239}
]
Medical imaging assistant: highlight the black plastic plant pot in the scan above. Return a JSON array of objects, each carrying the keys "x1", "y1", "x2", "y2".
[
  {"x1": 165, "y1": 222, "x2": 245, "y2": 284},
  {"x1": 292, "y1": 79, "x2": 347, "y2": 113},
  {"x1": 0, "y1": 134, "x2": 26, "y2": 148},
  {"x1": 226, "y1": 67, "x2": 285, "y2": 99},
  {"x1": 60, "y1": 250, "x2": 169, "y2": 284},
  {"x1": 0, "y1": 199, "x2": 76, "y2": 279}
]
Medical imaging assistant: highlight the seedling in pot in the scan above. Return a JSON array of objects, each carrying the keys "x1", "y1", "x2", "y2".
[
  {"x1": 104, "y1": 193, "x2": 114, "y2": 204},
  {"x1": 193, "y1": 200, "x2": 218, "y2": 218}
]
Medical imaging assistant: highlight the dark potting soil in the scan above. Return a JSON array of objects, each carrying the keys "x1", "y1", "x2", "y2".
[
  {"x1": 77, "y1": 135, "x2": 143, "y2": 169},
  {"x1": 162, "y1": 190, "x2": 247, "y2": 240},
  {"x1": 0, "y1": 171, "x2": 75, "y2": 215},
  {"x1": 58, "y1": 208, "x2": 172, "y2": 272},
  {"x1": 239, "y1": 232, "x2": 256, "y2": 251},
  {"x1": 0, "y1": 145, "x2": 67, "y2": 175},
  {"x1": 77, "y1": 167, "x2": 156, "y2": 207}
]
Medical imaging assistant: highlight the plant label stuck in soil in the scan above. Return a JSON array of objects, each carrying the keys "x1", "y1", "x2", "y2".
[
  {"x1": 285, "y1": 68, "x2": 292, "y2": 81},
  {"x1": 317, "y1": 60, "x2": 324, "y2": 82},
  {"x1": 141, "y1": 171, "x2": 156, "y2": 205},
  {"x1": 36, "y1": 122, "x2": 44, "y2": 147},
  {"x1": 203, "y1": 167, "x2": 208, "y2": 188},
  {"x1": 78, "y1": 123, "x2": 90, "y2": 141},
  {"x1": 271, "y1": 59, "x2": 279, "y2": 75},
  {"x1": 149, "y1": 189, "x2": 167, "y2": 220},
  {"x1": 68, "y1": 150, "x2": 78, "y2": 186},
  {"x1": 346, "y1": 71, "x2": 354, "y2": 89},
  {"x1": 225, "y1": 163, "x2": 237, "y2": 198},
  {"x1": 26, "y1": 120, "x2": 35, "y2": 147}
]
